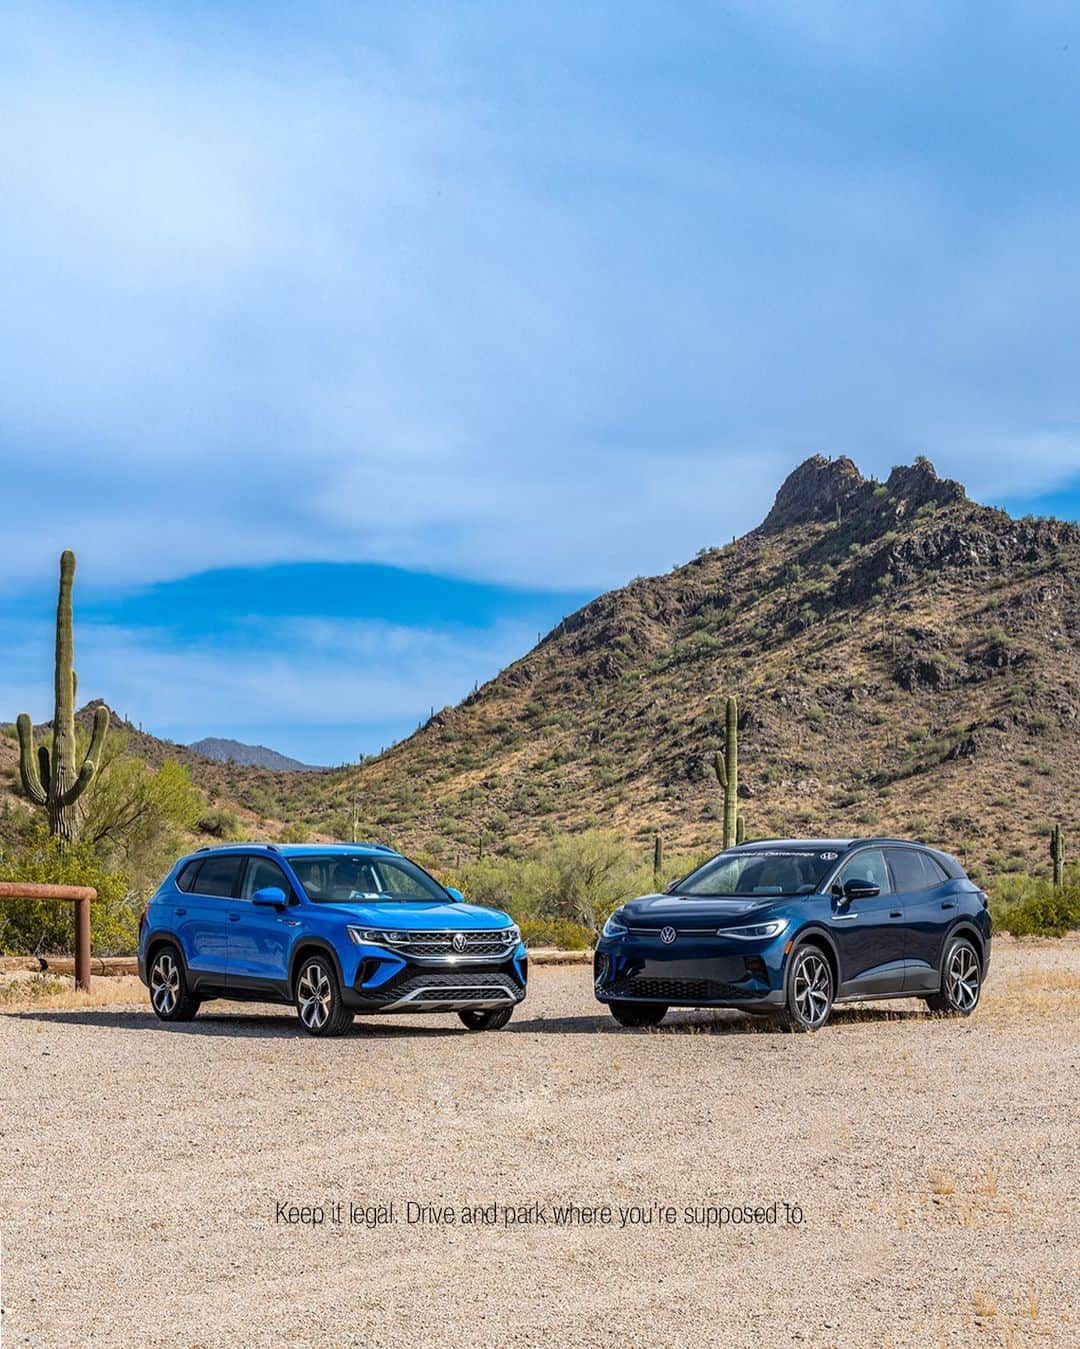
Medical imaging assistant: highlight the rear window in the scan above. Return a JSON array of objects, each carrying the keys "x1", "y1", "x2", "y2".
[
  {"x1": 887, "y1": 849, "x2": 947, "y2": 893},
  {"x1": 175, "y1": 861, "x2": 201, "y2": 893},
  {"x1": 189, "y1": 855, "x2": 244, "y2": 898}
]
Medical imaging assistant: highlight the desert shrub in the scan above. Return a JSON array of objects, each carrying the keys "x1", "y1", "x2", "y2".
[
  {"x1": 518, "y1": 917, "x2": 594, "y2": 950},
  {"x1": 0, "y1": 827, "x2": 139, "y2": 955},
  {"x1": 989, "y1": 871, "x2": 1080, "y2": 938},
  {"x1": 449, "y1": 832, "x2": 710, "y2": 939},
  {"x1": 82, "y1": 740, "x2": 202, "y2": 883},
  {"x1": 198, "y1": 806, "x2": 242, "y2": 839}
]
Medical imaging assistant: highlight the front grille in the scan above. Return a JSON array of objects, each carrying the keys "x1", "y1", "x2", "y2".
[
  {"x1": 382, "y1": 930, "x2": 517, "y2": 956},
  {"x1": 606, "y1": 976, "x2": 746, "y2": 1002}
]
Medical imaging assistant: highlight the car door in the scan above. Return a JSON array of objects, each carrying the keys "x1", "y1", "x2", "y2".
[
  {"x1": 225, "y1": 855, "x2": 296, "y2": 994},
  {"x1": 174, "y1": 853, "x2": 241, "y2": 987},
  {"x1": 887, "y1": 848, "x2": 953, "y2": 993},
  {"x1": 828, "y1": 848, "x2": 907, "y2": 997}
]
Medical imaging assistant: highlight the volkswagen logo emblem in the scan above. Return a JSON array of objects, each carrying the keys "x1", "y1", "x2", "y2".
[
  {"x1": 659, "y1": 925, "x2": 677, "y2": 945},
  {"x1": 451, "y1": 933, "x2": 467, "y2": 953}
]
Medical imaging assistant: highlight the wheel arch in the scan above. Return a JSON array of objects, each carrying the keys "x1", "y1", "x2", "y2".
[
  {"x1": 145, "y1": 932, "x2": 184, "y2": 971},
  {"x1": 789, "y1": 925, "x2": 840, "y2": 991},
  {"x1": 288, "y1": 939, "x2": 346, "y2": 994},
  {"x1": 941, "y1": 920, "x2": 986, "y2": 972}
]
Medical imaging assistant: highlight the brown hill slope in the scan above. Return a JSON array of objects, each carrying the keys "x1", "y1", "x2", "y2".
[{"x1": 322, "y1": 455, "x2": 1079, "y2": 876}]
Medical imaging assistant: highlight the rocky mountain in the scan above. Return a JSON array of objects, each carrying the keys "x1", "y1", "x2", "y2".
[
  {"x1": 188, "y1": 737, "x2": 320, "y2": 773},
  {"x1": 3, "y1": 455, "x2": 1075, "y2": 878},
  {"x1": 309, "y1": 455, "x2": 1079, "y2": 877}
]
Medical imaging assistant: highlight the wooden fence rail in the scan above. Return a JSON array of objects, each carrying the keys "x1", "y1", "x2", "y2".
[{"x1": 0, "y1": 882, "x2": 98, "y2": 991}]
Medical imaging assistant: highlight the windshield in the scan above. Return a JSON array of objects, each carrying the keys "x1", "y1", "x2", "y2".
[
  {"x1": 289, "y1": 854, "x2": 448, "y2": 904},
  {"x1": 676, "y1": 849, "x2": 838, "y2": 898}
]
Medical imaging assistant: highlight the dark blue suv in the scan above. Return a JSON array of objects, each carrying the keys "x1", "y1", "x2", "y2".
[
  {"x1": 138, "y1": 843, "x2": 527, "y2": 1036},
  {"x1": 594, "y1": 838, "x2": 990, "y2": 1030}
]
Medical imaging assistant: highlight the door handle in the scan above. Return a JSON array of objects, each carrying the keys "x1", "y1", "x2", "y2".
[
  {"x1": 175, "y1": 908, "x2": 187, "y2": 917},
  {"x1": 229, "y1": 913, "x2": 242, "y2": 922},
  {"x1": 941, "y1": 901, "x2": 956, "y2": 910},
  {"x1": 279, "y1": 918, "x2": 301, "y2": 927},
  {"x1": 889, "y1": 910, "x2": 902, "y2": 919}
]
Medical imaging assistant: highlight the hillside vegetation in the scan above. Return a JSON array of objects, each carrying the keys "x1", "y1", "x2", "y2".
[
  {"x1": 1, "y1": 455, "x2": 1076, "y2": 949},
  {"x1": 318, "y1": 455, "x2": 1079, "y2": 886}
]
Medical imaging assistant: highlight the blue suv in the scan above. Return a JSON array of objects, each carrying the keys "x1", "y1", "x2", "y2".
[
  {"x1": 594, "y1": 838, "x2": 990, "y2": 1030},
  {"x1": 138, "y1": 843, "x2": 527, "y2": 1036}
]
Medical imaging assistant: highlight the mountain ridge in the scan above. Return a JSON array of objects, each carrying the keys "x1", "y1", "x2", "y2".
[
  {"x1": 321, "y1": 454, "x2": 1079, "y2": 875},
  {"x1": 188, "y1": 737, "x2": 321, "y2": 773},
  {"x1": 2, "y1": 454, "x2": 1076, "y2": 877}
]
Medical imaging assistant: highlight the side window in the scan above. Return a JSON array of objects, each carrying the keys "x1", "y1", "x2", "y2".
[
  {"x1": 191, "y1": 854, "x2": 243, "y2": 898},
  {"x1": 836, "y1": 849, "x2": 892, "y2": 895},
  {"x1": 887, "y1": 849, "x2": 927, "y2": 894},
  {"x1": 175, "y1": 860, "x2": 200, "y2": 893},
  {"x1": 242, "y1": 857, "x2": 292, "y2": 900},
  {"x1": 921, "y1": 852, "x2": 950, "y2": 885}
]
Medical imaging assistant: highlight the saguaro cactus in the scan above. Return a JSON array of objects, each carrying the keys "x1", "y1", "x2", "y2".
[
  {"x1": 653, "y1": 834, "x2": 664, "y2": 890},
  {"x1": 713, "y1": 695, "x2": 740, "y2": 849},
  {"x1": 1050, "y1": 823, "x2": 1065, "y2": 890},
  {"x1": 16, "y1": 551, "x2": 108, "y2": 843}
]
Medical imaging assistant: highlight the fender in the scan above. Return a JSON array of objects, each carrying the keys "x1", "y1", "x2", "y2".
[
  {"x1": 141, "y1": 929, "x2": 184, "y2": 986},
  {"x1": 940, "y1": 917, "x2": 987, "y2": 970},
  {"x1": 288, "y1": 936, "x2": 347, "y2": 991},
  {"x1": 789, "y1": 922, "x2": 842, "y2": 983}
]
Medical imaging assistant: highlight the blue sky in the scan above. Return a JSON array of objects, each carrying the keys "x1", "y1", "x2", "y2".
[{"x1": 2, "y1": 1, "x2": 1078, "y2": 762}]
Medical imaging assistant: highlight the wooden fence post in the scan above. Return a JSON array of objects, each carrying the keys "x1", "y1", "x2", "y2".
[{"x1": 0, "y1": 883, "x2": 99, "y2": 991}]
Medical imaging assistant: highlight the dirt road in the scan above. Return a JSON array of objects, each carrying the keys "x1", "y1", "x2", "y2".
[{"x1": 1, "y1": 940, "x2": 1076, "y2": 1347}]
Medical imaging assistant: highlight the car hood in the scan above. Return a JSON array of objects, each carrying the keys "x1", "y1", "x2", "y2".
[
  {"x1": 619, "y1": 892, "x2": 786, "y2": 927},
  {"x1": 308, "y1": 900, "x2": 513, "y2": 931}
]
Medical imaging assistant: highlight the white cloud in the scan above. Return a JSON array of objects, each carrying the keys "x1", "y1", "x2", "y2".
[
  {"x1": 1, "y1": 1, "x2": 1078, "y2": 602},
  {"x1": 0, "y1": 613, "x2": 537, "y2": 761}
]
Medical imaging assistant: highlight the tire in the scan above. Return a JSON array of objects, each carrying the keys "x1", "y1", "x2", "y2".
[
  {"x1": 608, "y1": 1001, "x2": 668, "y2": 1028},
  {"x1": 783, "y1": 944, "x2": 834, "y2": 1031},
  {"x1": 458, "y1": 1005, "x2": 515, "y2": 1031},
  {"x1": 295, "y1": 955, "x2": 353, "y2": 1037},
  {"x1": 925, "y1": 937, "x2": 982, "y2": 1016},
  {"x1": 148, "y1": 945, "x2": 201, "y2": 1022}
]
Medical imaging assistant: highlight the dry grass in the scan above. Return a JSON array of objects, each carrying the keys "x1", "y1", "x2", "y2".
[
  {"x1": 0, "y1": 972, "x2": 143, "y2": 1010},
  {"x1": 929, "y1": 1169, "x2": 957, "y2": 1196}
]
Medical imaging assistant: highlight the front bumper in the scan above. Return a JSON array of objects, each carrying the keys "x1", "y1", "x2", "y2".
[
  {"x1": 342, "y1": 943, "x2": 528, "y2": 1013},
  {"x1": 593, "y1": 931, "x2": 786, "y2": 1009}
]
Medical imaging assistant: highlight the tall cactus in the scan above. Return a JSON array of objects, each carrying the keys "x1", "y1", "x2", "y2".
[
  {"x1": 652, "y1": 834, "x2": 664, "y2": 890},
  {"x1": 1050, "y1": 823, "x2": 1065, "y2": 890},
  {"x1": 713, "y1": 695, "x2": 740, "y2": 849},
  {"x1": 16, "y1": 551, "x2": 108, "y2": 843}
]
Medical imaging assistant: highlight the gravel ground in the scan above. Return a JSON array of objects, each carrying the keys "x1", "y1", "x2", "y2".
[{"x1": 1, "y1": 940, "x2": 1077, "y2": 1348}]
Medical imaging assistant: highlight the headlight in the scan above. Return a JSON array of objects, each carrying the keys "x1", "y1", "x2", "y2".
[
  {"x1": 504, "y1": 925, "x2": 522, "y2": 945},
  {"x1": 717, "y1": 919, "x2": 789, "y2": 940},
  {"x1": 601, "y1": 912, "x2": 628, "y2": 938},
  {"x1": 348, "y1": 927, "x2": 393, "y2": 945}
]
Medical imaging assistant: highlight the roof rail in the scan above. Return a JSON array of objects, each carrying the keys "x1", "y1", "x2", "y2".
[{"x1": 194, "y1": 841, "x2": 280, "y2": 853}]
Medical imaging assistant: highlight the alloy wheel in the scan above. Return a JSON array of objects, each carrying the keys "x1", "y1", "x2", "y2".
[
  {"x1": 792, "y1": 951, "x2": 831, "y2": 1028},
  {"x1": 297, "y1": 962, "x2": 333, "y2": 1032},
  {"x1": 150, "y1": 951, "x2": 180, "y2": 1016},
  {"x1": 946, "y1": 944, "x2": 980, "y2": 1012}
]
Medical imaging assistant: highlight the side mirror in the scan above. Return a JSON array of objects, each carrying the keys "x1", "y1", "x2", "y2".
[
  {"x1": 252, "y1": 886, "x2": 287, "y2": 909},
  {"x1": 445, "y1": 886, "x2": 465, "y2": 903},
  {"x1": 843, "y1": 878, "x2": 880, "y2": 901}
]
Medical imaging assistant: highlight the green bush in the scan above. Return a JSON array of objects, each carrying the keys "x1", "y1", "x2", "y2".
[
  {"x1": 989, "y1": 871, "x2": 1080, "y2": 938},
  {"x1": 0, "y1": 827, "x2": 139, "y2": 955},
  {"x1": 198, "y1": 806, "x2": 242, "y2": 839},
  {"x1": 445, "y1": 831, "x2": 709, "y2": 939},
  {"x1": 519, "y1": 917, "x2": 594, "y2": 950}
]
